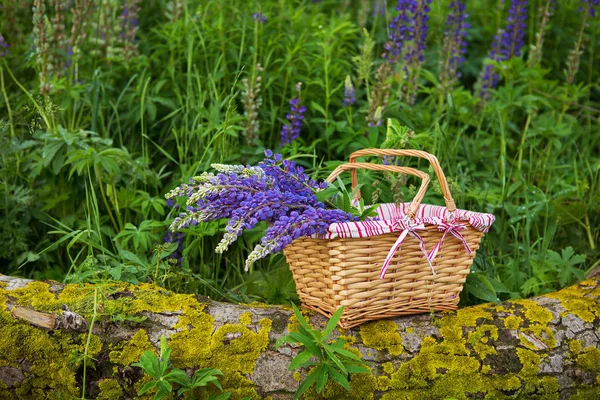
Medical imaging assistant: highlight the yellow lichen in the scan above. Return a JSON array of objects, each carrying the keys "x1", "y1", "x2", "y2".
[
  {"x1": 577, "y1": 347, "x2": 600, "y2": 372},
  {"x1": 546, "y1": 281, "x2": 600, "y2": 323},
  {"x1": 359, "y1": 320, "x2": 404, "y2": 356},
  {"x1": 468, "y1": 324, "x2": 498, "y2": 360},
  {"x1": 569, "y1": 339, "x2": 582, "y2": 355},
  {"x1": 293, "y1": 371, "x2": 301, "y2": 382},
  {"x1": 97, "y1": 378, "x2": 123, "y2": 400},
  {"x1": 239, "y1": 312, "x2": 253, "y2": 325},
  {"x1": 382, "y1": 362, "x2": 394, "y2": 375},
  {"x1": 503, "y1": 315, "x2": 522, "y2": 330},
  {"x1": 109, "y1": 329, "x2": 155, "y2": 366}
]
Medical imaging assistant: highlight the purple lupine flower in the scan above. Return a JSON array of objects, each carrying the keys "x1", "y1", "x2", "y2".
[
  {"x1": 0, "y1": 34, "x2": 8, "y2": 57},
  {"x1": 581, "y1": 0, "x2": 599, "y2": 17},
  {"x1": 166, "y1": 150, "x2": 356, "y2": 270},
  {"x1": 402, "y1": 0, "x2": 433, "y2": 104},
  {"x1": 479, "y1": 0, "x2": 528, "y2": 98},
  {"x1": 280, "y1": 83, "x2": 306, "y2": 146},
  {"x1": 404, "y1": 0, "x2": 432, "y2": 67},
  {"x1": 343, "y1": 75, "x2": 356, "y2": 106},
  {"x1": 501, "y1": 0, "x2": 528, "y2": 60},
  {"x1": 440, "y1": 1, "x2": 469, "y2": 87},
  {"x1": 383, "y1": 0, "x2": 418, "y2": 64},
  {"x1": 163, "y1": 231, "x2": 185, "y2": 265},
  {"x1": 252, "y1": 12, "x2": 267, "y2": 23}
]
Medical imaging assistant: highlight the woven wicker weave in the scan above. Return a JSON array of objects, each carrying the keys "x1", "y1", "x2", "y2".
[{"x1": 284, "y1": 149, "x2": 488, "y2": 329}]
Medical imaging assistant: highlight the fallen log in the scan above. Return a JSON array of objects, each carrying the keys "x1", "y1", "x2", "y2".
[{"x1": 0, "y1": 274, "x2": 599, "y2": 399}]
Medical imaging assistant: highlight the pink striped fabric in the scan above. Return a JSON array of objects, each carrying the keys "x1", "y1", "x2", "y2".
[{"x1": 314, "y1": 202, "x2": 495, "y2": 240}]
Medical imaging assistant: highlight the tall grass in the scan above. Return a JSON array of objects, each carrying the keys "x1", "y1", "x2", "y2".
[{"x1": 0, "y1": 0, "x2": 598, "y2": 304}]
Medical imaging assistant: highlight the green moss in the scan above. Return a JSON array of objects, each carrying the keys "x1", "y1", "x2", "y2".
[
  {"x1": 97, "y1": 378, "x2": 123, "y2": 400},
  {"x1": 359, "y1": 320, "x2": 404, "y2": 356},
  {"x1": 503, "y1": 315, "x2": 522, "y2": 330},
  {"x1": 577, "y1": 347, "x2": 600, "y2": 372}
]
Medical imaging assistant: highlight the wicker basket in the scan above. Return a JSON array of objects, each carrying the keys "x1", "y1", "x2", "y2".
[{"x1": 284, "y1": 149, "x2": 495, "y2": 329}]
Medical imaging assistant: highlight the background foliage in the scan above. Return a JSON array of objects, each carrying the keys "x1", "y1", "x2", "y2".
[{"x1": 0, "y1": 0, "x2": 598, "y2": 306}]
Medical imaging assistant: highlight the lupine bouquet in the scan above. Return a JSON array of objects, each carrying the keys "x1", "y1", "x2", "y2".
[{"x1": 166, "y1": 151, "x2": 360, "y2": 270}]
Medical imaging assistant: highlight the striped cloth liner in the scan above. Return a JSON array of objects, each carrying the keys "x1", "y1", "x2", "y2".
[{"x1": 314, "y1": 203, "x2": 495, "y2": 240}]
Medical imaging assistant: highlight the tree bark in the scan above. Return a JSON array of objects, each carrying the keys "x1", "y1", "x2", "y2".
[{"x1": 0, "y1": 274, "x2": 599, "y2": 400}]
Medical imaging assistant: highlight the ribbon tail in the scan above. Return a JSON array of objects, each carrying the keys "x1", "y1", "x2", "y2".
[
  {"x1": 428, "y1": 230, "x2": 448, "y2": 264},
  {"x1": 380, "y1": 229, "x2": 409, "y2": 279},
  {"x1": 449, "y1": 230, "x2": 472, "y2": 254},
  {"x1": 410, "y1": 231, "x2": 436, "y2": 276}
]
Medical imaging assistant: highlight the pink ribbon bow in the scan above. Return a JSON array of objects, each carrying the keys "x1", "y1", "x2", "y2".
[
  {"x1": 380, "y1": 219, "x2": 434, "y2": 279},
  {"x1": 428, "y1": 219, "x2": 472, "y2": 262}
]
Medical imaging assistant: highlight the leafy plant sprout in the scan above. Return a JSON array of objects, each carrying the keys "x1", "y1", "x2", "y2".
[{"x1": 276, "y1": 305, "x2": 370, "y2": 399}]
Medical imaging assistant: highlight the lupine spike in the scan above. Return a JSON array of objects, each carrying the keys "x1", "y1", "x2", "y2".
[
  {"x1": 440, "y1": 1, "x2": 470, "y2": 90},
  {"x1": 479, "y1": 0, "x2": 528, "y2": 100},
  {"x1": 280, "y1": 83, "x2": 306, "y2": 145}
]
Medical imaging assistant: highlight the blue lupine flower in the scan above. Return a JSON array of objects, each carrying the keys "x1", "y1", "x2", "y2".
[
  {"x1": 343, "y1": 75, "x2": 356, "y2": 106},
  {"x1": 480, "y1": 0, "x2": 528, "y2": 98},
  {"x1": 581, "y1": 0, "x2": 599, "y2": 17},
  {"x1": 0, "y1": 34, "x2": 8, "y2": 57},
  {"x1": 252, "y1": 12, "x2": 267, "y2": 23},
  {"x1": 280, "y1": 83, "x2": 306, "y2": 145}
]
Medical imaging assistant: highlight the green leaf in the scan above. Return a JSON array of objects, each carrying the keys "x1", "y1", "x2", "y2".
[
  {"x1": 315, "y1": 365, "x2": 329, "y2": 393},
  {"x1": 294, "y1": 368, "x2": 320, "y2": 400},
  {"x1": 163, "y1": 369, "x2": 190, "y2": 387},
  {"x1": 466, "y1": 273, "x2": 499, "y2": 303},
  {"x1": 327, "y1": 365, "x2": 350, "y2": 391},
  {"x1": 316, "y1": 187, "x2": 340, "y2": 203},
  {"x1": 323, "y1": 345, "x2": 347, "y2": 374},
  {"x1": 137, "y1": 380, "x2": 157, "y2": 395},
  {"x1": 322, "y1": 306, "x2": 344, "y2": 341},
  {"x1": 289, "y1": 349, "x2": 313, "y2": 370},
  {"x1": 291, "y1": 303, "x2": 313, "y2": 333}
]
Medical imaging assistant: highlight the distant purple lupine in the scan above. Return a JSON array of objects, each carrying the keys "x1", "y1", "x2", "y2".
[
  {"x1": 343, "y1": 76, "x2": 356, "y2": 106},
  {"x1": 404, "y1": 0, "x2": 432, "y2": 67},
  {"x1": 253, "y1": 12, "x2": 267, "y2": 23},
  {"x1": 280, "y1": 83, "x2": 306, "y2": 146},
  {"x1": 581, "y1": 0, "x2": 599, "y2": 17},
  {"x1": 373, "y1": 0, "x2": 388, "y2": 15},
  {"x1": 383, "y1": 0, "x2": 417, "y2": 64},
  {"x1": 480, "y1": 0, "x2": 528, "y2": 99},
  {"x1": 163, "y1": 231, "x2": 185, "y2": 266},
  {"x1": 440, "y1": 1, "x2": 469, "y2": 87},
  {"x1": 403, "y1": 0, "x2": 432, "y2": 104},
  {"x1": 0, "y1": 34, "x2": 8, "y2": 57}
]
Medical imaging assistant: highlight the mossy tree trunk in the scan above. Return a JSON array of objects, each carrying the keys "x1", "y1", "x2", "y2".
[{"x1": 1, "y1": 274, "x2": 599, "y2": 400}]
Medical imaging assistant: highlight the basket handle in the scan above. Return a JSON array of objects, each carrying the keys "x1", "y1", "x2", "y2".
[
  {"x1": 348, "y1": 149, "x2": 456, "y2": 213},
  {"x1": 325, "y1": 162, "x2": 430, "y2": 219}
]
